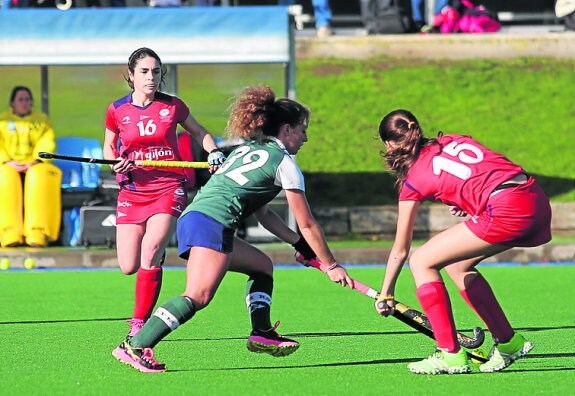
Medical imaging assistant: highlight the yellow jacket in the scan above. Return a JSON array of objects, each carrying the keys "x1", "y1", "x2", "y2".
[{"x1": 0, "y1": 110, "x2": 56, "y2": 164}]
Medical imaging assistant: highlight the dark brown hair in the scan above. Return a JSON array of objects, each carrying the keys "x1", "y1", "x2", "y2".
[
  {"x1": 10, "y1": 86, "x2": 33, "y2": 104},
  {"x1": 226, "y1": 85, "x2": 309, "y2": 141},
  {"x1": 378, "y1": 109, "x2": 439, "y2": 187},
  {"x1": 125, "y1": 47, "x2": 166, "y2": 91}
]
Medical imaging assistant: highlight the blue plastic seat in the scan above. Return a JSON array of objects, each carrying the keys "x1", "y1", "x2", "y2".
[{"x1": 54, "y1": 137, "x2": 103, "y2": 191}]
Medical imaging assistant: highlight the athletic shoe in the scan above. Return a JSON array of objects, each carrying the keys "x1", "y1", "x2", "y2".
[
  {"x1": 112, "y1": 340, "x2": 165, "y2": 373},
  {"x1": 247, "y1": 321, "x2": 300, "y2": 357},
  {"x1": 408, "y1": 348, "x2": 471, "y2": 375},
  {"x1": 126, "y1": 318, "x2": 145, "y2": 341},
  {"x1": 480, "y1": 332, "x2": 534, "y2": 373}
]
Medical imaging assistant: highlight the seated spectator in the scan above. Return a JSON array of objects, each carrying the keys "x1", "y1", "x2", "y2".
[{"x1": 0, "y1": 86, "x2": 62, "y2": 247}]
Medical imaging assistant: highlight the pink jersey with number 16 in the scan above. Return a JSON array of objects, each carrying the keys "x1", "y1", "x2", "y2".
[
  {"x1": 398, "y1": 134, "x2": 525, "y2": 216},
  {"x1": 105, "y1": 92, "x2": 189, "y2": 192}
]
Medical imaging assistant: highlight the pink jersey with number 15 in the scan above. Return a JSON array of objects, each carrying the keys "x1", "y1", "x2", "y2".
[
  {"x1": 105, "y1": 92, "x2": 189, "y2": 192},
  {"x1": 398, "y1": 134, "x2": 525, "y2": 216}
]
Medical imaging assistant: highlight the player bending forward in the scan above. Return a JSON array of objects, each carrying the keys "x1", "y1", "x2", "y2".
[{"x1": 374, "y1": 110, "x2": 551, "y2": 375}]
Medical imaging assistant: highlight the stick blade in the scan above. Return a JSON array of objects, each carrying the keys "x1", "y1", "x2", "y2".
[{"x1": 459, "y1": 327, "x2": 486, "y2": 349}]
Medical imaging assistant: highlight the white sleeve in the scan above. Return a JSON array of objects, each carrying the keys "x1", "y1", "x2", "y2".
[{"x1": 275, "y1": 155, "x2": 305, "y2": 191}]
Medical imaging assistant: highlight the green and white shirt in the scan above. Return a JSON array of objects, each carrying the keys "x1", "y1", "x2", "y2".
[{"x1": 182, "y1": 137, "x2": 305, "y2": 229}]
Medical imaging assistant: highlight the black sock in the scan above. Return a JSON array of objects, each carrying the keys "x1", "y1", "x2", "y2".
[{"x1": 245, "y1": 273, "x2": 273, "y2": 332}]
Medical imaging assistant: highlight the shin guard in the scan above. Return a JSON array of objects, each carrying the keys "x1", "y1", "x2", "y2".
[
  {"x1": 24, "y1": 163, "x2": 62, "y2": 245},
  {"x1": 131, "y1": 296, "x2": 196, "y2": 348},
  {"x1": 0, "y1": 165, "x2": 24, "y2": 246},
  {"x1": 133, "y1": 267, "x2": 163, "y2": 321},
  {"x1": 416, "y1": 281, "x2": 459, "y2": 353},
  {"x1": 460, "y1": 274, "x2": 514, "y2": 343}
]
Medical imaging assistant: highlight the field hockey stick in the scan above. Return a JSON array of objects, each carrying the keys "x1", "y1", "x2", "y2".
[
  {"x1": 296, "y1": 254, "x2": 487, "y2": 359},
  {"x1": 38, "y1": 152, "x2": 209, "y2": 168}
]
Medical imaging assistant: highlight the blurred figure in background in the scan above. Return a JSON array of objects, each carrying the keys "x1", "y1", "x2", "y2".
[
  {"x1": 556, "y1": 0, "x2": 575, "y2": 31},
  {"x1": 280, "y1": 0, "x2": 333, "y2": 37},
  {"x1": 412, "y1": 0, "x2": 448, "y2": 31},
  {"x1": 0, "y1": 86, "x2": 62, "y2": 247}
]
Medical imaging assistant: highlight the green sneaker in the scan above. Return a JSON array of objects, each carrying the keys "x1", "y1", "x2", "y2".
[
  {"x1": 480, "y1": 332, "x2": 534, "y2": 373},
  {"x1": 408, "y1": 348, "x2": 471, "y2": 375}
]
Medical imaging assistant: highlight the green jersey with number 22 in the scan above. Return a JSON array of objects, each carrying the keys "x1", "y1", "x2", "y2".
[{"x1": 181, "y1": 137, "x2": 305, "y2": 230}]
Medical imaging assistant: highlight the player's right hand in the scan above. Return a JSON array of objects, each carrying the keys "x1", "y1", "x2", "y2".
[
  {"x1": 112, "y1": 157, "x2": 133, "y2": 174},
  {"x1": 326, "y1": 264, "x2": 353, "y2": 288},
  {"x1": 207, "y1": 149, "x2": 226, "y2": 173}
]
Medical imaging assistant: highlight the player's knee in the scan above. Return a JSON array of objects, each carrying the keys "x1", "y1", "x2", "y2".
[
  {"x1": 183, "y1": 289, "x2": 214, "y2": 310},
  {"x1": 246, "y1": 256, "x2": 274, "y2": 278},
  {"x1": 141, "y1": 245, "x2": 165, "y2": 267},
  {"x1": 409, "y1": 249, "x2": 434, "y2": 270},
  {"x1": 118, "y1": 263, "x2": 139, "y2": 275}
]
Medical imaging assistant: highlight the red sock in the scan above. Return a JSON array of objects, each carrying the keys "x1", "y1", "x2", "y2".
[
  {"x1": 133, "y1": 267, "x2": 163, "y2": 321},
  {"x1": 416, "y1": 281, "x2": 459, "y2": 353},
  {"x1": 460, "y1": 274, "x2": 513, "y2": 343}
]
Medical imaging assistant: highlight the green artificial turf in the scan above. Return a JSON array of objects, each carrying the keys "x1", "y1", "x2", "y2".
[{"x1": 1, "y1": 265, "x2": 573, "y2": 395}]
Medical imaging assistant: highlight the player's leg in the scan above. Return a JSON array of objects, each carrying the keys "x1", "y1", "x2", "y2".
[
  {"x1": 114, "y1": 246, "x2": 229, "y2": 373},
  {"x1": 444, "y1": 257, "x2": 515, "y2": 347},
  {"x1": 118, "y1": 186, "x2": 185, "y2": 340},
  {"x1": 464, "y1": 182, "x2": 548, "y2": 372},
  {"x1": 23, "y1": 163, "x2": 62, "y2": 246},
  {"x1": 0, "y1": 165, "x2": 24, "y2": 247},
  {"x1": 230, "y1": 236, "x2": 299, "y2": 357},
  {"x1": 407, "y1": 222, "x2": 504, "y2": 374},
  {"x1": 443, "y1": 256, "x2": 533, "y2": 372},
  {"x1": 125, "y1": 213, "x2": 176, "y2": 338},
  {"x1": 113, "y1": 210, "x2": 231, "y2": 372},
  {"x1": 116, "y1": 223, "x2": 148, "y2": 338}
]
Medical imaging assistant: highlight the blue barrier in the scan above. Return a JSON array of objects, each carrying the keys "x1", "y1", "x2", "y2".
[{"x1": 0, "y1": 7, "x2": 291, "y2": 65}]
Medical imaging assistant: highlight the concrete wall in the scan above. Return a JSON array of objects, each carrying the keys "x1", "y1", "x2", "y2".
[
  {"x1": 313, "y1": 202, "x2": 575, "y2": 239},
  {"x1": 296, "y1": 33, "x2": 575, "y2": 60}
]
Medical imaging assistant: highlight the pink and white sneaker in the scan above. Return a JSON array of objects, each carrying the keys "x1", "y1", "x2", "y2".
[
  {"x1": 247, "y1": 321, "x2": 300, "y2": 357},
  {"x1": 112, "y1": 341, "x2": 166, "y2": 373},
  {"x1": 126, "y1": 318, "x2": 145, "y2": 340}
]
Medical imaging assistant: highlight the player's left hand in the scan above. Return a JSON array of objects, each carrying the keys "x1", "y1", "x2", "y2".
[
  {"x1": 375, "y1": 297, "x2": 395, "y2": 317},
  {"x1": 207, "y1": 149, "x2": 226, "y2": 172},
  {"x1": 326, "y1": 264, "x2": 353, "y2": 288}
]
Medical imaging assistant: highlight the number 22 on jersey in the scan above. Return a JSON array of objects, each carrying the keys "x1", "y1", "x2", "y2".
[
  {"x1": 215, "y1": 146, "x2": 270, "y2": 186},
  {"x1": 432, "y1": 141, "x2": 484, "y2": 180}
]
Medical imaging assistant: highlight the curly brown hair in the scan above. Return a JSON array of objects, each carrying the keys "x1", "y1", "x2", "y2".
[
  {"x1": 378, "y1": 109, "x2": 439, "y2": 188},
  {"x1": 226, "y1": 85, "x2": 309, "y2": 141}
]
